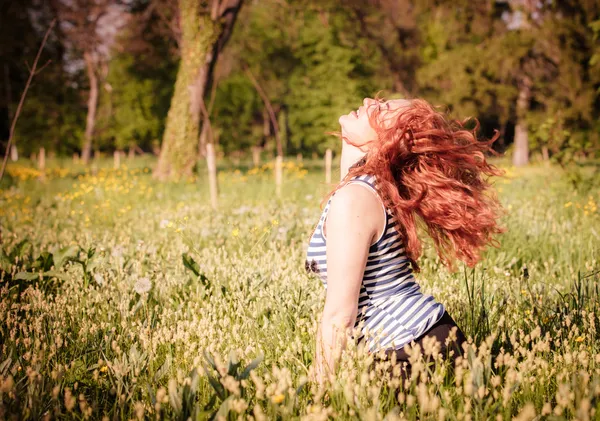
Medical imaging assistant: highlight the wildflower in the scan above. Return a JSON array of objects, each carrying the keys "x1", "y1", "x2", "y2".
[
  {"x1": 134, "y1": 277, "x2": 152, "y2": 294},
  {"x1": 564, "y1": 202, "x2": 572, "y2": 208},
  {"x1": 93, "y1": 273, "x2": 104, "y2": 286},
  {"x1": 575, "y1": 336, "x2": 584, "y2": 343},
  {"x1": 232, "y1": 228, "x2": 240, "y2": 237},
  {"x1": 100, "y1": 366, "x2": 108, "y2": 374},
  {"x1": 271, "y1": 219, "x2": 279, "y2": 226},
  {"x1": 271, "y1": 394, "x2": 285, "y2": 404}
]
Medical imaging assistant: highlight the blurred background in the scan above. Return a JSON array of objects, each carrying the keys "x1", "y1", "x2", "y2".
[{"x1": 0, "y1": 0, "x2": 599, "y2": 180}]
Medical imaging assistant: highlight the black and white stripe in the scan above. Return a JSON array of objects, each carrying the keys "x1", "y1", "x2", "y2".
[{"x1": 305, "y1": 174, "x2": 445, "y2": 353}]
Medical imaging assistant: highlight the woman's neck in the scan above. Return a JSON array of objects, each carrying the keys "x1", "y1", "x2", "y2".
[{"x1": 339, "y1": 142, "x2": 368, "y2": 181}]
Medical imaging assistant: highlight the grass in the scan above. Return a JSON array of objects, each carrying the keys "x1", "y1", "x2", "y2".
[{"x1": 0, "y1": 156, "x2": 599, "y2": 420}]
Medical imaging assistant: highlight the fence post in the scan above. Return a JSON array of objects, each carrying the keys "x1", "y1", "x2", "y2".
[
  {"x1": 252, "y1": 146, "x2": 261, "y2": 167},
  {"x1": 206, "y1": 143, "x2": 218, "y2": 210},
  {"x1": 325, "y1": 148, "x2": 332, "y2": 184},
  {"x1": 275, "y1": 155, "x2": 283, "y2": 197},
  {"x1": 114, "y1": 150, "x2": 121, "y2": 170},
  {"x1": 10, "y1": 145, "x2": 18, "y2": 162},
  {"x1": 38, "y1": 147, "x2": 45, "y2": 171}
]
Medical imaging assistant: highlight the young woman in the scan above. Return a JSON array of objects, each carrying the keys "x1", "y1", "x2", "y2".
[{"x1": 305, "y1": 97, "x2": 505, "y2": 384}]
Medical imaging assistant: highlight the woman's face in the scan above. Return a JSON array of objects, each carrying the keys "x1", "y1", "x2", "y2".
[{"x1": 339, "y1": 97, "x2": 411, "y2": 150}]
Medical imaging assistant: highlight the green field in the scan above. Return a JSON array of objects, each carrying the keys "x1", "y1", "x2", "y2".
[{"x1": 1, "y1": 158, "x2": 599, "y2": 420}]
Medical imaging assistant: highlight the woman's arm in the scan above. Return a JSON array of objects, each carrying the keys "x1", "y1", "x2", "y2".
[{"x1": 313, "y1": 184, "x2": 381, "y2": 385}]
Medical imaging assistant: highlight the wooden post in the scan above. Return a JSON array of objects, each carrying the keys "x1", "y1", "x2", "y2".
[
  {"x1": 128, "y1": 146, "x2": 135, "y2": 160},
  {"x1": 38, "y1": 147, "x2": 45, "y2": 171},
  {"x1": 113, "y1": 150, "x2": 120, "y2": 169},
  {"x1": 325, "y1": 148, "x2": 332, "y2": 184},
  {"x1": 252, "y1": 146, "x2": 261, "y2": 167},
  {"x1": 206, "y1": 143, "x2": 218, "y2": 210},
  {"x1": 275, "y1": 155, "x2": 283, "y2": 197},
  {"x1": 10, "y1": 145, "x2": 18, "y2": 162}
]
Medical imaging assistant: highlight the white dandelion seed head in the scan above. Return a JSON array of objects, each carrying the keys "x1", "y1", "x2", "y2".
[
  {"x1": 111, "y1": 246, "x2": 123, "y2": 258},
  {"x1": 134, "y1": 277, "x2": 152, "y2": 294},
  {"x1": 93, "y1": 273, "x2": 104, "y2": 286}
]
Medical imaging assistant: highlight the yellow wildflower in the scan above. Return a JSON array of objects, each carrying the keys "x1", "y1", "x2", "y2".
[
  {"x1": 232, "y1": 228, "x2": 240, "y2": 237},
  {"x1": 100, "y1": 366, "x2": 108, "y2": 373},
  {"x1": 575, "y1": 336, "x2": 584, "y2": 343},
  {"x1": 271, "y1": 394, "x2": 285, "y2": 404},
  {"x1": 271, "y1": 219, "x2": 279, "y2": 226},
  {"x1": 564, "y1": 202, "x2": 572, "y2": 208}
]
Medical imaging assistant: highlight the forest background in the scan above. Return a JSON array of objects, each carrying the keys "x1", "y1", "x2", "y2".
[{"x1": 0, "y1": 0, "x2": 599, "y2": 179}]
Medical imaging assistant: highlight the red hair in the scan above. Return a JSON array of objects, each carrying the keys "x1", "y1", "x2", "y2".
[{"x1": 321, "y1": 97, "x2": 506, "y2": 273}]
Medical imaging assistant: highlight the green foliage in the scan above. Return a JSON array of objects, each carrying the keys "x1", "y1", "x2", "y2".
[
  {"x1": 211, "y1": 74, "x2": 263, "y2": 154},
  {"x1": 97, "y1": 51, "x2": 176, "y2": 151},
  {"x1": 0, "y1": 240, "x2": 78, "y2": 300},
  {"x1": 284, "y1": 11, "x2": 359, "y2": 154}
]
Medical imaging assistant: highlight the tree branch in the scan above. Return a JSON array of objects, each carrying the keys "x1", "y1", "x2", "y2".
[{"x1": 0, "y1": 20, "x2": 56, "y2": 182}]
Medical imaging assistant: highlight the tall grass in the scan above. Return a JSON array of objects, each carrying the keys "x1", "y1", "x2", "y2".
[{"x1": 0, "y1": 157, "x2": 599, "y2": 420}]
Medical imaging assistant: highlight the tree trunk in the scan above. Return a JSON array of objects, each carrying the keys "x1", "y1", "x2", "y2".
[
  {"x1": 81, "y1": 51, "x2": 98, "y2": 165},
  {"x1": 512, "y1": 76, "x2": 532, "y2": 167},
  {"x1": 154, "y1": 0, "x2": 243, "y2": 181},
  {"x1": 245, "y1": 67, "x2": 282, "y2": 157}
]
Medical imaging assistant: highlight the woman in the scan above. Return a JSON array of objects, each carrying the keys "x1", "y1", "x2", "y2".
[{"x1": 305, "y1": 97, "x2": 505, "y2": 384}]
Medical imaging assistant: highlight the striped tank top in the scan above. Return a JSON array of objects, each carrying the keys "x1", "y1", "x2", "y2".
[{"x1": 305, "y1": 173, "x2": 445, "y2": 353}]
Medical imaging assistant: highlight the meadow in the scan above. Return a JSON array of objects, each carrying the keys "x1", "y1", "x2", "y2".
[{"x1": 0, "y1": 156, "x2": 599, "y2": 420}]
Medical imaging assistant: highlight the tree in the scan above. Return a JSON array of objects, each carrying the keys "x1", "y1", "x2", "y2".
[
  {"x1": 95, "y1": 2, "x2": 178, "y2": 154},
  {"x1": 52, "y1": 0, "x2": 127, "y2": 164},
  {"x1": 153, "y1": 0, "x2": 244, "y2": 181}
]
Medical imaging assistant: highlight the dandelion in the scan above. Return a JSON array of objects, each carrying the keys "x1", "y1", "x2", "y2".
[
  {"x1": 134, "y1": 277, "x2": 152, "y2": 294},
  {"x1": 271, "y1": 394, "x2": 285, "y2": 404},
  {"x1": 232, "y1": 228, "x2": 240, "y2": 237},
  {"x1": 93, "y1": 273, "x2": 104, "y2": 286},
  {"x1": 575, "y1": 336, "x2": 584, "y2": 343},
  {"x1": 100, "y1": 366, "x2": 108, "y2": 374}
]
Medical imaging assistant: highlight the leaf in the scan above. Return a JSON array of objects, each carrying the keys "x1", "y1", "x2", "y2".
[
  {"x1": 0, "y1": 357, "x2": 12, "y2": 375},
  {"x1": 226, "y1": 350, "x2": 241, "y2": 377},
  {"x1": 154, "y1": 354, "x2": 172, "y2": 382},
  {"x1": 214, "y1": 395, "x2": 234, "y2": 420},
  {"x1": 168, "y1": 378, "x2": 182, "y2": 413},
  {"x1": 203, "y1": 350, "x2": 217, "y2": 371},
  {"x1": 43, "y1": 270, "x2": 68, "y2": 280},
  {"x1": 202, "y1": 363, "x2": 225, "y2": 401},
  {"x1": 10, "y1": 239, "x2": 32, "y2": 261},
  {"x1": 0, "y1": 251, "x2": 12, "y2": 272},
  {"x1": 238, "y1": 353, "x2": 264, "y2": 380},
  {"x1": 14, "y1": 272, "x2": 40, "y2": 281},
  {"x1": 53, "y1": 245, "x2": 80, "y2": 269},
  {"x1": 182, "y1": 253, "x2": 200, "y2": 277}
]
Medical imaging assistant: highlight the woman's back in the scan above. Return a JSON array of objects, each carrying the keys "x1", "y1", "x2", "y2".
[{"x1": 305, "y1": 173, "x2": 445, "y2": 353}]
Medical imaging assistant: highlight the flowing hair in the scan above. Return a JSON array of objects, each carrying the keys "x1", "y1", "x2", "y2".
[{"x1": 319, "y1": 97, "x2": 507, "y2": 273}]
